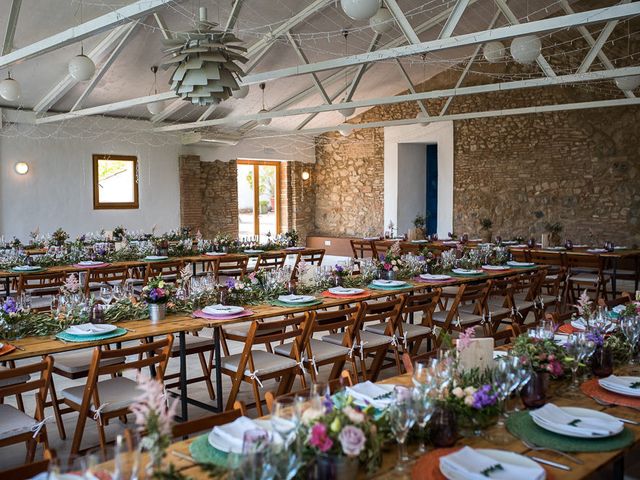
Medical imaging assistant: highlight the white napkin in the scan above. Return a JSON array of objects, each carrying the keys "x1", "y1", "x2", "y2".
[
  {"x1": 347, "y1": 381, "x2": 393, "y2": 408},
  {"x1": 440, "y1": 446, "x2": 545, "y2": 480},
  {"x1": 531, "y1": 404, "x2": 621, "y2": 437},
  {"x1": 212, "y1": 416, "x2": 260, "y2": 453},
  {"x1": 66, "y1": 323, "x2": 114, "y2": 336},
  {"x1": 586, "y1": 248, "x2": 607, "y2": 253},
  {"x1": 599, "y1": 375, "x2": 640, "y2": 395},
  {"x1": 612, "y1": 305, "x2": 626, "y2": 314},
  {"x1": 278, "y1": 294, "x2": 314, "y2": 303}
]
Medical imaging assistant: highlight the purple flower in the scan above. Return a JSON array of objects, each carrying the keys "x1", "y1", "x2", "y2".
[
  {"x1": 586, "y1": 329, "x2": 604, "y2": 347},
  {"x1": 226, "y1": 278, "x2": 236, "y2": 289},
  {"x1": 96, "y1": 247, "x2": 107, "y2": 256},
  {"x1": 2, "y1": 297, "x2": 17, "y2": 314},
  {"x1": 471, "y1": 385, "x2": 497, "y2": 409},
  {"x1": 148, "y1": 288, "x2": 165, "y2": 302},
  {"x1": 322, "y1": 396, "x2": 334, "y2": 414},
  {"x1": 309, "y1": 423, "x2": 333, "y2": 452},
  {"x1": 338, "y1": 425, "x2": 366, "y2": 457},
  {"x1": 334, "y1": 265, "x2": 344, "y2": 273}
]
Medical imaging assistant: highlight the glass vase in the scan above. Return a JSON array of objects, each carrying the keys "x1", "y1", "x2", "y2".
[
  {"x1": 520, "y1": 371, "x2": 549, "y2": 409},
  {"x1": 310, "y1": 454, "x2": 359, "y2": 480},
  {"x1": 430, "y1": 405, "x2": 457, "y2": 448},
  {"x1": 591, "y1": 346, "x2": 614, "y2": 378}
]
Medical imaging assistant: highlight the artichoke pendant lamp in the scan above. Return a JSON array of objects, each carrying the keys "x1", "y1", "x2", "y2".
[{"x1": 162, "y1": 7, "x2": 248, "y2": 106}]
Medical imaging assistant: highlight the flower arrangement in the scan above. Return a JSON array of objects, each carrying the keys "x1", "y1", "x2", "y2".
[
  {"x1": 211, "y1": 233, "x2": 235, "y2": 252},
  {"x1": 447, "y1": 372, "x2": 500, "y2": 433},
  {"x1": 574, "y1": 290, "x2": 595, "y2": 323},
  {"x1": 130, "y1": 375, "x2": 178, "y2": 475},
  {"x1": 283, "y1": 230, "x2": 300, "y2": 247},
  {"x1": 587, "y1": 329, "x2": 632, "y2": 366},
  {"x1": 141, "y1": 277, "x2": 175, "y2": 304},
  {"x1": 112, "y1": 225, "x2": 126, "y2": 241},
  {"x1": 511, "y1": 335, "x2": 566, "y2": 377},
  {"x1": 300, "y1": 395, "x2": 384, "y2": 474},
  {"x1": 50, "y1": 228, "x2": 69, "y2": 246},
  {"x1": 623, "y1": 298, "x2": 640, "y2": 318},
  {"x1": 379, "y1": 242, "x2": 404, "y2": 272},
  {"x1": 60, "y1": 273, "x2": 81, "y2": 296}
]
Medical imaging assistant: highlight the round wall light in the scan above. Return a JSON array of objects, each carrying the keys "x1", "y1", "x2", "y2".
[
  {"x1": 14, "y1": 162, "x2": 29, "y2": 175},
  {"x1": 301, "y1": 171, "x2": 310, "y2": 181}
]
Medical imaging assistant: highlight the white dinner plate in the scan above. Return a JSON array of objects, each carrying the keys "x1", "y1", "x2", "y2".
[
  {"x1": 144, "y1": 255, "x2": 168, "y2": 261},
  {"x1": 207, "y1": 419, "x2": 275, "y2": 454},
  {"x1": 204, "y1": 252, "x2": 226, "y2": 256},
  {"x1": 285, "y1": 246, "x2": 305, "y2": 251},
  {"x1": 328, "y1": 287, "x2": 364, "y2": 296},
  {"x1": 442, "y1": 240, "x2": 458, "y2": 245},
  {"x1": 419, "y1": 274, "x2": 452, "y2": 281},
  {"x1": 410, "y1": 239, "x2": 428, "y2": 244},
  {"x1": 482, "y1": 265, "x2": 509, "y2": 270},
  {"x1": 586, "y1": 248, "x2": 607, "y2": 254},
  {"x1": 64, "y1": 323, "x2": 118, "y2": 336},
  {"x1": 599, "y1": 376, "x2": 640, "y2": 398},
  {"x1": 244, "y1": 249, "x2": 264, "y2": 254},
  {"x1": 452, "y1": 268, "x2": 483, "y2": 275},
  {"x1": 440, "y1": 449, "x2": 545, "y2": 480},
  {"x1": 531, "y1": 406, "x2": 624, "y2": 438},
  {"x1": 12, "y1": 265, "x2": 41, "y2": 271},
  {"x1": 507, "y1": 261, "x2": 535, "y2": 267},
  {"x1": 371, "y1": 279, "x2": 407, "y2": 287},
  {"x1": 202, "y1": 305, "x2": 245, "y2": 316},
  {"x1": 77, "y1": 260, "x2": 105, "y2": 266},
  {"x1": 278, "y1": 294, "x2": 316, "y2": 304}
]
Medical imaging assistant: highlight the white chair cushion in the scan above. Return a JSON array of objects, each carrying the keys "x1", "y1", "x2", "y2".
[
  {"x1": 274, "y1": 339, "x2": 349, "y2": 362},
  {"x1": 222, "y1": 350, "x2": 298, "y2": 376},
  {"x1": 399, "y1": 322, "x2": 431, "y2": 339},
  {"x1": 569, "y1": 273, "x2": 600, "y2": 283},
  {"x1": 171, "y1": 333, "x2": 212, "y2": 353},
  {"x1": 0, "y1": 404, "x2": 38, "y2": 441},
  {"x1": 0, "y1": 366, "x2": 30, "y2": 387},
  {"x1": 62, "y1": 377, "x2": 140, "y2": 413},
  {"x1": 358, "y1": 330, "x2": 394, "y2": 348},
  {"x1": 432, "y1": 310, "x2": 482, "y2": 326},
  {"x1": 53, "y1": 351, "x2": 126, "y2": 374}
]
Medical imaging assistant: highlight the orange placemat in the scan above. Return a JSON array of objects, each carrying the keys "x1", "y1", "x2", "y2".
[
  {"x1": 321, "y1": 290, "x2": 371, "y2": 300},
  {"x1": 581, "y1": 378, "x2": 640, "y2": 408},
  {"x1": 558, "y1": 323, "x2": 580, "y2": 334},
  {"x1": 411, "y1": 447, "x2": 555, "y2": 480},
  {"x1": 0, "y1": 343, "x2": 17, "y2": 357}
]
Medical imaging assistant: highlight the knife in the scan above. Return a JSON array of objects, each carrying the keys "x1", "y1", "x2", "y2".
[{"x1": 531, "y1": 456, "x2": 571, "y2": 471}]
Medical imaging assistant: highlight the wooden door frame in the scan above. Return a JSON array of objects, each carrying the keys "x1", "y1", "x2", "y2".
[{"x1": 237, "y1": 160, "x2": 282, "y2": 236}]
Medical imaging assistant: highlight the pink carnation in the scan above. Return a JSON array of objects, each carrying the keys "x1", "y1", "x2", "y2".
[{"x1": 309, "y1": 423, "x2": 333, "y2": 452}]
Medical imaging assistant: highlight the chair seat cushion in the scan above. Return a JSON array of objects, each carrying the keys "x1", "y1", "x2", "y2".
[
  {"x1": 274, "y1": 339, "x2": 350, "y2": 363},
  {"x1": 53, "y1": 351, "x2": 126, "y2": 374},
  {"x1": 603, "y1": 269, "x2": 636, "y2": 277},
  {"x1": 62, "y1": 377, "x2": 140, "y2": 413},
  {"x1": 222, "y1": 350, "x2": 298, "y2": 376},
  {"x1": 321, "y1": 332, "x2": 350, "y2": 347},
  {"x1": 0, "y1": 404, "x2": 38, "y2": 441},
  {"x1": 399, "y1": 322, "x2": 431, "y2": 339},
  {"x1": 432, "y1": 310, "x2": 482, "y2": 326},
  {"x1": 171, "y1": 333, "x2": 212, "y2": 353},
  {"x1": 0, "y1": 366, "x2": 30, "y2": 387},
  {"x1": 569, "y1": 273, "x2": 600, "y2": 283},
  {"x1": 358, "y1": 330, "x2": 394, "y2": 348},
  {"x1": 514, "y1": 293, "x2": 557, "y2": 305}
]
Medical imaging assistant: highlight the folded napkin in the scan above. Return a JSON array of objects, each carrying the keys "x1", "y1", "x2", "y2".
[
  {"x1": 212, "y1": 416, "x2": 260, "y2": 453},
  {"x1": 347, "y1": 381, "x2": 393, "y2": 409},
  {"x1": 440, "y1": 446, "x2": 544, "y2": 480},
  {"x1": 571, "y1": 317, "x2": 613, "y2": 332},
  {"x1": 65, "y1": 323, "x2": 114, "y2": 336},
  {"x1": 531, "y1": 403, "x2": 621, "y2": 437},
  {"x1": 599, "y1": 375, "x2": 640, "y2": 395},
  {"x1": 278, "y1": 294, "x2": 315, "y2": 303}
]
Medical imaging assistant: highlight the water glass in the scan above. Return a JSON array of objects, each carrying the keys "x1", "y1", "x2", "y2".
[
  {"x1": 412, "y1": 386, "x2": 435, "y2": 455},
  {"x1": 100, "y1": 285, "x2": 113, "y2": 305},
  {"x1": 389, "y1": 386, "x2": 416, "y2": 471},
  {"x1": 112, "y1": 284, "x2": 124, "y2": 302},
  {"x1": 271, "y1": 397, "x2": 298, "y2": 447}
]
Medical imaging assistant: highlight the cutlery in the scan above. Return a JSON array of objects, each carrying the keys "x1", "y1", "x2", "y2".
[
  {"x1": 521, "y1": 439, "x2": 583, "y2": 464},
  {"x1": 171, "y1": 451, "x2": 195, "y2": 463},
  {"x1": 14, "y1": 345, "x2": 25, "y2": 351},
  {"x1": 530, "y1": 456, "x2": 571, "y2": 471},
  {"x1": 125, "y1": 328, "x2": 136, "y2": 332}
]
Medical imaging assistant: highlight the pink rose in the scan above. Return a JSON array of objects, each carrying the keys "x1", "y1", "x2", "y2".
[
  {"x1": 338, "y1": 425, "x2": 366, "y2": 457},
  {"x1": 309, "y1": 423, "x2": 333, "y2": 453}
]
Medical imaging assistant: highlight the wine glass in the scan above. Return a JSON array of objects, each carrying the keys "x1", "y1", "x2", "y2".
[
  {"x1": 271, "y1": 397, "x2": 298, "y2": 447},
  {"x1": 388, "y1": 386, "x2": 416, "y2": 472},
  {"x1": 484, "y1": 357, "x2": 516, "y2": 445},
  {"x1": 412, "y1": 360, "x2": 432, "y2": 387},
  {"x1": 412, "y1": 386, "x2": 435, "y2": 456},
  {"x1": 99, "y1": 285, "x2": 113, "y2": 306},
  {"x1": 564, "y1": 334, "x2": 587, "y2": 397},
  {"x1": 111, "y1": 284, "x2": 124, "y2": 302},
  {"x1": 505, "y1": 356, "x2": 532, "y2": 414},
  {"x1": 241, "y1": 429, "x2": 271, "y2": 480}
]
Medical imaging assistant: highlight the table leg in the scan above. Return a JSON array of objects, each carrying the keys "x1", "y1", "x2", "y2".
[
  {"x1": 214, "y1": 326, "x2": 223, "y2": 412},
  {"x1": 612, "y1": 456, "x2": 624, "y2": 480},
  {"x1": 4, "y1": 277, "x2": 9, "y2": 297},
  {"x1": 612, "y1": 257, "x2": 618, "y2": 297},
  {"x1": 147, "y1": 336, "x2": 157, "y2": 378},
  {"x1": 179, "y1": 330, "x2": 188, "y2": 421},
  {"x1": 635, "y1": 254, "x2": 639, "y2": 292}
]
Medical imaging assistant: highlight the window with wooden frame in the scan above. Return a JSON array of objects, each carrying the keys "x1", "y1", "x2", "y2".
[
  {"x1": 237, "y1": 160, "x2": 281, "y2": 239},
  {"x1": 92, "y1": 154, "x2": 139, "y2": 210}
]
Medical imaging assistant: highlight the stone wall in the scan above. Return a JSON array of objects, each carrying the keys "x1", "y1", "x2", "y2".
[
  {"x1": 201, "y1": 160, "x2": 239, "y2": 238},
  {"x1": 178, "y1": 155, "x2": 203, "y2": 232}
]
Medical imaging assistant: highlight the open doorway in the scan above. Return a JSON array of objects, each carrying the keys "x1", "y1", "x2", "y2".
[{"x1": 237, "y1": 160, "x2": 281, "y2": 240}]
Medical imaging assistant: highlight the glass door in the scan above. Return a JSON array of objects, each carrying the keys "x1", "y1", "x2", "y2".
[{"x1": 237, "y1": 160, "x2": 281, "y2": 240}]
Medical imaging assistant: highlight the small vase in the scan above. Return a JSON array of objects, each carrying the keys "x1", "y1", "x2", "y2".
[
  {"x1": 430, "y1": 405, "x2": 457, "y2": 447},
  {"x1": 591, "y1": 346, "x2": 614, "y2": 378},
  {"x1": 457, "y1": 412, "x2": 497, "y2": 437},
  {"x1": 149, "y1": 303, "x2": 166, "y2": 324},
  {"x1": 521, "y1": 371, "x2": 549, "y2": 409},
  {"x1": 381, "y1": 270, "x2": 397, "y2": 281},
  {"x1": 310, "y1": 454, "x2": 359, "y2": 480}
]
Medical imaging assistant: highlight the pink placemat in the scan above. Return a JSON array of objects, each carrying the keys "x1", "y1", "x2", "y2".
[
  {"x1": 73, "y1": 262, "x2": 111, "y2": 269},
  {"x1": 193, "y1": 309, "x2": 254, "y2": 320}
]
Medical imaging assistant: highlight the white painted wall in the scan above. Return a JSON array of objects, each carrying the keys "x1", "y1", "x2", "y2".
[
  {"x1": 0, "y1": 117, "x2": 182, "y2": 239},
  {"x1": 383, "y1": 121, "x2": 454, "y2": 238},
  {"x1": 396, "y1": 143, "x2": 427, "y2": 233}
]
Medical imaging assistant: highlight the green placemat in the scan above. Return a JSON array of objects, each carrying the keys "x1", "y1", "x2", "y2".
[
  {"x1": 506, "y1": 410, "x2": 635, "y2": 452},
  {"x1": 270, "y1": 299, "x2": 323, "y2": 308},
  {"x1": 189, "y1": 434, "x2": 229, "y2": 467},
  {"x1": 449, "y1": 272, "x2": 487, "y2": 277},
  {"x1": 367, "y1": 283, "x2": 410, "y2": 291},
  {"x1": 55, "y1": 327, "x2": 127, "y2": 343},
  {"x1": 10, "y1": 267, "x2": 45, "y2": 274}
]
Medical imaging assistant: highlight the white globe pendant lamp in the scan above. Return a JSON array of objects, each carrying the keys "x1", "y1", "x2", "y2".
[
  {"x1": 68, "y1": 47, "x2": 95, "y2": 81},
  {"x1": 340, "y1": 0, "x2": 381, "y2": 20},
  {"x1": 415, "y1": 112, "x2": 429, "y2": 126},
  {"x1": 233, "y1": 85, "x2": 250, "y2": 99},
  {"x1": 0, "y1": 72, "x2": 20, "y2": 101},
  {"x1": 483, "y1": 41, "x2": 506, "y2": 63},
  {"x1": 510, "y1": 35, "x2": 541, "y2": 65},
  {"x1": 339, "y1": 98, "x2": 355, "y2": 118},
  {"x1": 370, "y1": 6, "x2": 393, "y2": 33},
  {"x1": 615, "y1": 75, "x2": 640, "y2": 91}
]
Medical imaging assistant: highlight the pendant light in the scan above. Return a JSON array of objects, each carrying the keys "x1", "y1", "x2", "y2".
[
  {"x1": 370, "y1": 6, "x2": 393, "y2": 34},
  {"x1": 510, "y1": 35, "x2": 541, "y2": 65},
  {"x1": 339, "y1": 30, "x2": 356, "y2": 118},
  {"x1": 147, "y1": 66, "x2": 164, "y2": 115},
  {"x1": 340, "y1": 0, "x2": 381, "y2": 20},
  {"x1": 68, "y1": 1, "x2": 95, "y2": 81},
  {"x1": 0, "y1": 71, "x2": 21, "y2": 101},
  {"x1": 257, "y1": 82, "x2": 271, "y2": 126}
]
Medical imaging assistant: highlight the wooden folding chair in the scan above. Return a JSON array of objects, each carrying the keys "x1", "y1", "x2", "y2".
[
  {"x1": 480, "y1": 277, "x2": 519, "y2": 335},
  {"x1": 84, "y1": 265, "x2": 129, "y2": 296},
  {"x1": 510, "y1": 249, "x2": 530, "y2": 263},
  {"x1": 214, "y1": 254, "x2": 248, "y2": 283},
  {"x1": 432, "y1": 282, "x2": 491, "y2": 344},
  {"x1": 171, "y1": 404, "x2": 247, "y2": 439},
  {"x1": 17, "y1": 272, "x2": 67, "y2": 312},
  {"x1": 528, "y1": 250, "x2": 564, "y2": 275},
  {"x1": 598, "y1": 292, "x2": 632, "y2": 309},
  {"x1": 350, "y1": 239, "x2": 377, "y2": 263},
  {"x1": 143, "y1": 260, "x2": 184, "y2": 285},
  {"x1": 0, "y1": 448, "x2": 55, "y2": 479},
  {"x1": 277, "y1": 306, "x2": 358, "y2": 383},
  {"x1": 253, "y1": 251, "x2": 287, "y2": 272},
  {"x1": 0, "y1": 357, "x2": 53, "y2": 462},
  {"x1": 292, "y1": 249, "x2": 325, "y2": 278},
  {"x1": 397, "y1": 288, "x2": 441, "y2": 359},
  {"x1": 222, "y1": 314, "x2": 313, "y2": 416},
  {"x1": 61, "y1": 336, "x2": 173, "y2": 455},
  {"x1": 565, "y1": 252, "x2": 610, "y2": 304},
  {"x1": 399, "y1": 243, "x2": 422, "y2": 255}
]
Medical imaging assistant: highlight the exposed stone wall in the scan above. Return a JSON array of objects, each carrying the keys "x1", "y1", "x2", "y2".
[
  {"x1": 200, "y1": 160, "x2": 239, "y2": 238},
  {"x1": 178, "y1": 155, "x2": 203, "y2": 232}
]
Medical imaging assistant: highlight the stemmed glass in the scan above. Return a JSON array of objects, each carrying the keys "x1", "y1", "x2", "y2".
[
  {"x1": 112, "y1": 284, "x2": 124, "y2": 303},
  {"x1": 485, "y1": 357, "x2": 516, "y2": 445},
  {"x1": 411, "y1": 385, "x2": 435, "y2": 456},
  {"x1": 621, "y1": 317, "x2": 640, "y2": 371},
  {"x1": 100, "y1": 285, "x2": 113, "y2": 306},
  {"x1": 411, "y1": 360, "x2": 432, "y2": 387},
  {"x1": 241, "y1": 429, "x2": 272, "y2": 480},
  {"x1": 388, "y1": 386, "x2": 416, "y2": 472},
  {"x1": 564, "y1": 334, "x2": 593, "y2": 397},
  {"x1": 505, "y1": 356, "x2": 532, "y2": 414},
  {"x1": 271, "y1": 397, "x2": 298, "y2": 448}
]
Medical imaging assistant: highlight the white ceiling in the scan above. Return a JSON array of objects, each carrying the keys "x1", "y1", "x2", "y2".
[{"x1": 0, "y1": 0, "x2": 611, "y2": 134}]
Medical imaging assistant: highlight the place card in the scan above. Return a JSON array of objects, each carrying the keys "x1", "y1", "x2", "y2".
[{"x1": 456, "y1": 337, "x2": 495, "y2": 372}]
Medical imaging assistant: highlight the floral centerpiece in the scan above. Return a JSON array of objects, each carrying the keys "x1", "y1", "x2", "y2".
[
  {"x1": 574, "y1": 290, "x2": 595, "y2": 325},
  {"x1": 141, "y1": 277, "x2": 175, "y2": 322},
  {"x1": 130, "y1": 375, "x2": 179, "y2": 477},
  {"x1": 283, "y1": 230, "x2": 300, "y2": 247},
  {"x1": 211, "y1": 233, "x2": 235, "y2": 253},
  {"x1": 300, "y1": 395, "x2": 385, "y2": 477},
  {"x1": 447, "y1": 372, "x2": 500, "y2": 436},
  {"x1": 50, "y1": 228, "x2": 69, "y2": 246},
  {"x1": 378, "y1": 242, "x2": 404, "y2": 280},
  {"x1": 112, "y1": 225, "x2": 126, "y2": 242}
]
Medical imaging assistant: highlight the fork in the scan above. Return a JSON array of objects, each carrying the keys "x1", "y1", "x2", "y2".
[{"x1": 521, "y1": 439, "x2": 584, "y2": 464}]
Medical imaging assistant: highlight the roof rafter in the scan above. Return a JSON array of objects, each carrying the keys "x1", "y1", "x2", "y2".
[{"x1": 2, "y1": 0, "x2": 22, "y2": 56}]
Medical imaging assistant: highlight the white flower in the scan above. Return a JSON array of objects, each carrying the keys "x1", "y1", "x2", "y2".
[
  {"x1": 343, "y1": 406, "x2": 365, "y2": 424},
  {"x1": 464, "y1": 395, "x2": 475, "y2": 406},
  {"x1": 452, "y1": 387, "x2": 464, "y2": 399},
  {"x1": 393, "y1": 266, "x2": 399, "y2": 272},
  {"x1": 301, "y1": 407, "x2": 324, "y2": 425},
  {"x1": 463, "y1": 386, "x2": 476, "y2": 396}
]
